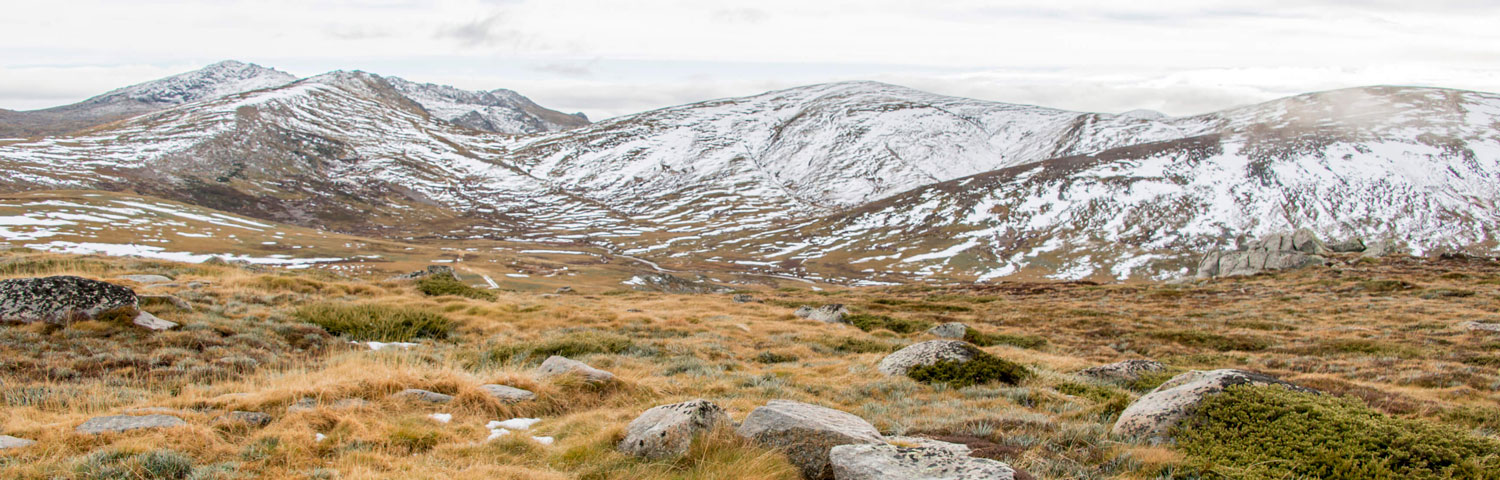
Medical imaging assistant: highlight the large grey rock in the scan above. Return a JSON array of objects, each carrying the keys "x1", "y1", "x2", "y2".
[
  {"x1": 1196, "y1": 230, "x2": 1334, "y2": 278},
  {"x1": 1248, "y1": 229, "x2": 1327, "y2": 255},
  {"x1": 1112, "y1": 369, "x2": 1315, "y2": 441},
  {"x1": 535, "y1": 356, "x2": 616, "y2": 384},
  {"x1": 0, "y1": 435, "x2": 35, "y2": 449},
  {"x1": 0, "y1": 276, "x2": 177, "y2": 330},
  {"x1": 1326, "y1": 238, "x2": 1366, "y2": 253},
  {"x1": 830, "y1": 439, "x2": 1017, "y2": 480},
  {"x1": 391, "y1": 265, "x2": 459, "y2": 281},
  {"x1": 795, "y1": 304, "x2": 850, "y2": 324},
  {"x1": 736, "y1": 400, "x2": 884, "y2": 480},
  {"x1": 926, "y1": 322, "x2": 968, "y2": 339},
  {"x1": 76, "y1": 414, "x2": 187, "y2": 434},
  {"x1": 1362, "y1": 239, "x2": 1407, "y2": 258},
  {"x1": 1078, "y1": 359, "x2": 1166, "y2": 383},
  {"x1": 479, "y1": 384, "x2": 537, "y2": 403},
  {"x1": 878, "y1": 340, "x2": 978, "y2": 377},
  {"x1": 619, "y1": 399, "x2": 730, "y2": 459},
  {"x1": 393, "y1": 388, "x2": 454, "y2": 404},
  {"x1": 118, "y1": 274, "x2": 174, "y2": 284}
]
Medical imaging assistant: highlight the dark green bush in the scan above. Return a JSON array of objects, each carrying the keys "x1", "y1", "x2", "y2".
[
  {"x1": 295, "y1": 303, "x2": 452, "y2": 342},
  {"x1": 964, "y1": 329, "x2": 1047, "y2": 349},
  {"x1": 906, "y1": 346, "x2": 1031, "y2": 388},
  {"x1": 1175, "y1": 385, "x2": 1500, "y2": 479},
  {"x1": 847, "y1": 314, "x2": 931, "y2": 334},
  {"x1": 415, "y1": 275, "x2": 496, "y2": 300},
  {"x1": 814, "y1": 336, "x2": 904, "y2": 354}
]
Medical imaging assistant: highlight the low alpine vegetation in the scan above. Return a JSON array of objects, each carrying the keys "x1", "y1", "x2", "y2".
[
  {"x1": 415, "y1": 275, "x2": 496, "y2": 300},
  {"x1": 295, "y1": 303, "x2": 452, "y2": 342},
  {"x1": 907, "y1": 345, "x2": 1032, "y2": 388}
]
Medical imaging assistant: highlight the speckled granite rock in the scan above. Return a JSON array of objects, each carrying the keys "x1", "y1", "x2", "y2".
[
  {"x1": 1112, "y1": 369, "x2": 1315, "y2": 441},
  {"x1": 830, "y1": 438, "x2": 1017, "y2": 480},
  {"x1": 737, "y1": 400, "x2": 884, "y2": 480},
  {"x1": 620, "y1": 399, "x2": 730, "y2": 459},
  {"x1": 878, "y1": 340, "x2": 978, "y2": 377},
  {"x1": 536, "y1": 356, "x2": 616, "y2": 384}
]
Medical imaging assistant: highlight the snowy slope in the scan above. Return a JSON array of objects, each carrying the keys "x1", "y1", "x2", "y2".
[{"x1": 386, "y1": 77, "x2": 589, "y2": 134}]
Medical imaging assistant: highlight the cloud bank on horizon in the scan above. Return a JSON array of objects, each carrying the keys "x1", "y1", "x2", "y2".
[{"x1": 2, "y1": 0, "x2": 1498, "y2": 120}]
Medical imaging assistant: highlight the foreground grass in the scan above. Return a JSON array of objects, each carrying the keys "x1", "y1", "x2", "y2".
[{"x1": 0, "y1": 250, "x2": 1497, "y2": 479}]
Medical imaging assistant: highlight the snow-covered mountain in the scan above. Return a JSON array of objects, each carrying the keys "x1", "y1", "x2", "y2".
[
  {"x1": 1, "y1": 64, "x2": 1496, "y2": 283},
  {"x1": 387, "y1": 77, "x2": 588, "y2": 134},
  {"x1": 0, "y1": 60, "x2": 296, "y2": 138}
]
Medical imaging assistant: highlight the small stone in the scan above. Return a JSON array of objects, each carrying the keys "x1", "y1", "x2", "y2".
[
  {"x1": 733, "y1": 294, "x2": 755, "y2": 303},
  {"x1": 555, "y1": 286, "x2": 574, "y2": 294},
  {"x1": 287, "y1": 397, "x2": 317, "y2": 413},
  {"x1": 794, "y1": 304, "x2": 850, "y2": 324},
  {"x1": 535, "y1": 356, "x2": 615, "y2": 384},
  {"x1": 0, "y1": 435, "x2": 36, "y2": 450},
  {"x1": 620, "y1": 399, "x2": 731, "y2": 459},
  {"x1": 393, "y1": 388, "x2": 454, "y2": 403},
  {"x1": 76, "y1": 414, "x2": 187, "y2": 434},
  {"x1": 480, "y1": 384, "x2": 537, "y2": 403},
  {"x1": 1078, "y1": 359, "x2": 1166, "y2": 383},
  {"x1": 132, "y1": 310, "x2": 178, "y2": 331},
  {"x1": 118, "y1": 274, "x2": 174, "y2": 284},
  {"x1": 926, "y1": 322, "x2": 968, "y2": 339},
  {"x1": 216, "y1": 411, "x2": 272, "y2": 427}
]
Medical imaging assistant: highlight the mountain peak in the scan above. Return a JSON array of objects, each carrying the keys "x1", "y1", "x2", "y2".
[{"x1": 84, "y1": 60, "x2": 296, "y2": 108}]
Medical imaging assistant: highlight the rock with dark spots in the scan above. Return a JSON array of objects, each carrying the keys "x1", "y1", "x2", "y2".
[
  {"x1": 76, "y1": 414, "x2": 187, "y2": 434},
  {"x1": 1078, "y1": 359, "x2": 1166, "y2": 383},
  {"x1": 536, "y1": 355, "x2": 615, "y2": 384},
  {"x1": 795, "y1": 304, "x2": 850, "y2": 324},
  {"x1": 1112, "y1": 369, "x2": 1316, "y2": 441},
  {"x1": 479, "y1": 384, "x2": 536, "y2": 403},
  {"x1": 216, "y1": 411, "x2": 272, "y2": 427},
  {"x1": 733, "y1": 294, "x2": 755, "y2": 303},
  {"x1": 1326, "y1": 238, "x2": 1366, "y2": 253},
  {"x1": 736, "y1": 400, "x2": 884, "y2": 480},
  {"x1": 830, "y1": 439, "x2": 1018, "y2": 480},
  {"x1": 0, "y1": 275, "x2": 138, "y2": 324},
  {"x1": 391, "y1": 265, "x2": 459, "y2": 281},
  {"x1": 926, "y1": 322, "x2": 968, "y2": 339},
  {"x1": 619, "y1": 399, "x2": 730, "y2": 459},
  {"x1": 878, "y1": 340, "x2": 978, "y2": 377},
  {"x1": 0, "y1": 435, "x2": 36, "y2": 449},
  {"x1": 393, "y1": 389, "x2": 454, "y2": 404},
  {"x1": 118, "y1": 274, "x2": 174, "y2": 284}
]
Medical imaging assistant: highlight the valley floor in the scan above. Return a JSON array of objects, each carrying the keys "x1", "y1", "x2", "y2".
[{"x1": 0, "y1": 250, "x2": 1497, "y2": 479}]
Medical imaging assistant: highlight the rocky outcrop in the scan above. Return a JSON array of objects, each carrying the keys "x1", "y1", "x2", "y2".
[
  {"x1": 1078, "y1": 359, "x2": 1166, "y2": 383},
  {"x1": 878, "y1": 340, "x2": 978, "y2": 377},
  {"x1": 737, "y1": 400, "x2": 885, "y2": 480},
  {"x1": 535, "y1": 356, "x2": 616, "y2": 384},
  {"x1": 393, "y1": 389, "x2": 454, "y2": 404},
  {"x1": 1326, "y1": 238, "x2": 1366, "y2": 253},
  {"x1": 391, "y1": 265, "x2": 459, "y2": 281},
  {"x1": 1196, "y1": 230, "x2": 1329, "y2": 278},
  {"x1": 1112, "y1": 369, "x2": 1315, "y2": 441},
  {"x1": 480, "y1": 384, "x2": 537, "y2": 403},
  {"x1": 117, "y1": 274, "x2": 174, "y2": 284},
  {"x1": 1362, "y1": 239, "x2": 1407, "y2": 258},
  {"x1": 0, "y1": 275, "x2": 176, "y2": 330},
  {"x1": 619, "y1": 399, "x2": 730, "y2": 459},
  {"x1": 76, "y1": 414, "x2": 187, "y2": 434},
  {"x1": 795, "y1": 304, "x2": 850, "y2": 324},
  {"x1": 926, "y1": 322, "x2": 968, "y2": 339},
  {"x1": 830, "y1": 437, "x2": 1017, "y2": 480},
  {"x1": 628, "y1": 273, "x2": 733, "y2": 294}
]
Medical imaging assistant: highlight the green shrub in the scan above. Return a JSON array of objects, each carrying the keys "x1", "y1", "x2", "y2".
[
  {"x1": 965, "y1": 330, "x2": 1047, "y2": 349},
  {"x1": 75, "y1": 449, "x2": 196, "y2": 480},
  {"x1": 295, "y1": 303, "x2": 452, "y2": 342},
  {"x1": 415, "y1": 275, "x2": 496, "y2": 300},
  {"x1": 906, "y1": 346, "x2": 1031, "y2": 388},
  {"x1": 814, "y1": 336, "x2": 904, "y2": 354},
  {"x1": 847, "y1": 314, "x2": 931, "y2": 334},
  {"x1": 1175, "y1": 385, "x2": 1500, "y2": 479},
  {"x1": 388, "y1": 422, "x2": 444, "y2": 454},
  {"x1": 1055, "y1": 382, "x2": 1131, "y2": 417}
]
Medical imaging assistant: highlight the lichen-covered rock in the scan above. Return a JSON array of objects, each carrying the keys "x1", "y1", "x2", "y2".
[
  {"x1": 1112, "y1": 369, "x2": 1315, "y2": 441},
  {"x1": 480, "y1": 384, "x2": 537, "y2": 403},
  {"x1": 926, "y1": 322, "x2": 968, "y2": 339},
  {"x1": 795, "y1": 304, "x2": 850, "y2": 323},
  {"x1": 216, "y1": 411, "x2": 272, "y2": 427},
  {"x1": 830, "y1": 439, "x2": 1017, "y2": 480},
  {"x1": 1326, "y1": 238, "x2": 1366, "y2": 253},
  {"x1": 393, "y1": 388, "x2": 454, "y2": 404},
  {"x1": 76, "y1": 414, "x2": 187, "y2": 434},
  {"x1": 619, "y1": 399, "x2": 730, "y2": 459},
  {"x1": 0, "y1": 435, "x2": 36, "y2": 449},
  {"x1": 878, "y1": 340, "x2": 978, "y2": 377},
  {"x1": 0, "y1": 275, "x2": 176, "y2": 330},
  {"x1": 1196, "y1": 250, "x2": 1326, "y2": 278},
  {"x1": 535, "y1": 356, "x2": 615, "y2": 384},
  {"x1": 1078, "y1": 359, "x2": 1166, "y2": 383},
  {"x1": 1249, "y1": 228, "x2": 1328, "y2": 254},
  {"x1": 737, "y1": 400, "x2": 885, "y2": 480}
]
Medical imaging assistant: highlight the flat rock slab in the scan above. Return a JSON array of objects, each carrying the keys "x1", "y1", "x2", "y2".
[
  {"x1": 620, "y1": 399, "x2": 730, "y2": 459},
  {"x1": 878, "y1": 340, "x2": 977, "y2": 377},
  {"x1": 737, "y1": 400, "x2": 884, "y2": 480},
  {"x1": 118, "y1": 274, "x2": 174, "y2": 284},
  {"x1": 480, "y1": 384, "x2": 537, "y2": 403},
  {"x1": 76, "y1": 414, "x2": 187, "y2": 434},
  {"x1": 536, "y1": 355, "x2": 616, "y2": 384},
  {"x1": 831, "y1": 441, "x2": 1017, "y2": 480},
  {"x1": 1078, "y1": 359, "x2": 1166, "y2": 383},
  {"x1": 0, "y1": 435, "x2": 36, "y2": 449},
  {"x1": 393, "y1": 388, "x2": 454, "y2": 404},
  {"x1": 1112, "y1": 369, "x2": 1315, "y2": 441}
]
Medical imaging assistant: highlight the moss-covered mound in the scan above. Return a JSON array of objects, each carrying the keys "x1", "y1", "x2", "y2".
[
  {"x1": 415, "y1": 275, "x2": 496, "y2": 301},
  {"x1": 906, "y1": 345, "x2": 1031, "y2": 388},
  {"x1": 1175, "y1": 384, "x2": 1500, "y2": 480}
]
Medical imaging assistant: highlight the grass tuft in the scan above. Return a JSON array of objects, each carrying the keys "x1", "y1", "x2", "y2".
[{"x1": 295, "y1": 303, "x2": 452, "y2": 342}]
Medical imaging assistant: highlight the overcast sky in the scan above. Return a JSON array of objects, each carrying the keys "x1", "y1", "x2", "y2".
[{"x1": 3, "y1": 0, "x2": 1498, "y2": 120}]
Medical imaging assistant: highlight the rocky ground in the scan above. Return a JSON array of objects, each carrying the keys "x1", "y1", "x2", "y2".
[{"x1": 0, "y1": 249, "x2": 1497, "y2": 479}]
